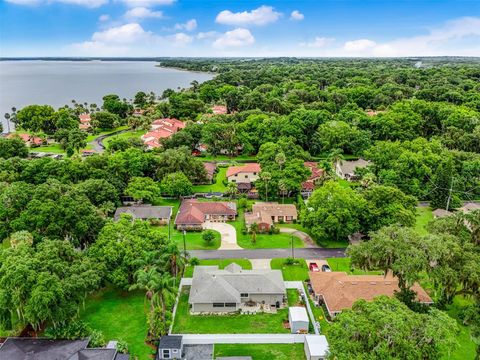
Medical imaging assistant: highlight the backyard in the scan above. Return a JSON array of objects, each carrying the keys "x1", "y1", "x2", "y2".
[
  {"x1": 102, "y1": 128, "x2": 147, "y2": 148},
  {"x1": 192, "y1": 167, "x2": 228, "y2": 193},
  {"x1": 415, "y1": 206, "x2": 433, "y2": 235},
  {"x1": 79, "y1": 287, "x2": 152, "y2": 360},
  {"x1": 172, "y1": 287, "x2": 294, "y2": 334},
  {"x1": 214, "y1": 343, "x2": 306, "y2": 360}
]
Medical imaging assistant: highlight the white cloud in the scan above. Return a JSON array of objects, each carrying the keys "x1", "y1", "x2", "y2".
[
  {"x1": 99, "y1": 14, "x2": 110, "y2": 21},
  {"x1": 5, "y1": 0, "x2": 107, "y2": 7},
  {"x1": 216, "y1": 5, "x2": 281, "y2": 26},
  {"x1": 92, "y1": 23, "x2": 152, "y2": 43},
  {"x1": 124, "y1": 7, "x2": 163, "y2": 20},
  {"x1": 174, "y1": 19, "x2": 197, "y2": 31},
  {"x1": 300, "y1": 37, "x2": 335, "y2": 48},
  {"x1": 343, "y1": 39, "x2": 377, "y2": 52},
  {"x1": 197, "y1": 31, "x2": 219, "y2": 40},
  {"x1": 213, "y1": 28, "x2": 255, "y2": 48},
  {"x1": 290, "y1": 10, "x2": 304, "y2": 21},
  {"x1": 169, "y1": 32, "x2": 193, "y2": 46},
  {"x1": 119, "y1": 0, "x2": 175, "y2": 7}
]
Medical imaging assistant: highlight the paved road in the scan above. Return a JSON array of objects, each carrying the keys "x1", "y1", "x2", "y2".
[
  {"x1": 89, "y1": 129, "x2": 131, "y2": 153},
  {"x1": 188, "y1": 248, "x2": 346, "y2": 260}
]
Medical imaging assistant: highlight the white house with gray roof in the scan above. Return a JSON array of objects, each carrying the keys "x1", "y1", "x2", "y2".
[
  {"x1": 188, "y1": 263, "x2": 286, "y2": 313},
  {"x1": 335, "y1": 158, "x2": 370, "y2": 180},
  {"x1": 114, "y1": 205, "x2": 172, "y2": 224}
]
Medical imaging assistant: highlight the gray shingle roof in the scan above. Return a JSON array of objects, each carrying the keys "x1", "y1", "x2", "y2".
[
  {"x1": 159, "y1": 336, "x2": 182, "y2": 349},
  {"x1": 114, "y1": 206, "x2": 172, "y2": 221},
  {"x1": 68, "y1": 348, "x2": 117, "y2": 360},
  {"x1": 337, "y1": 159, "x2": 370, "y2": 176},
  {"x1": 189, "y1": 265, "x2": 286, "y2": 304},
  {"x1": 0, "y1": 338, "x2": 89, "y2": 360}
]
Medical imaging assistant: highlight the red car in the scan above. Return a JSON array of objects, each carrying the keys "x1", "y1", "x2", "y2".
[{"x1": 309, "y1": 262, "x2": 320, "y2": 272}]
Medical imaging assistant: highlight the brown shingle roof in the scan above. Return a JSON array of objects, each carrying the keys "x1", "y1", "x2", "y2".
[
  {"x1": 251, "y1": 202, "x2": 298, "y2": 218},
  {"x1": 175, "y1": 199, "x2": 237, "y2": 225},
  {"x1": 226, "y1": 163, "x2": 261, "y2": 178},
  {"x1": 309, "y1": 271, "x2": 432, "y2": 315},
  {"x1": 203, "y1": 162, "x2": 216, "y2": 179}
]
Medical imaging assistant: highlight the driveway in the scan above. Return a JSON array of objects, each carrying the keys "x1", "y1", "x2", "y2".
[
  {"x1": 189, "y1": 248, "x2": 346, "y2": 260},
  {"x1": 250, "y1": 259, "x2": 271, "y2": 270},
  {"x1": 203, "y1": 221, "x2": 241, "y2": 250},
  {"x1": 279, "y1": 228, "x2": 316, "y2": 248}
]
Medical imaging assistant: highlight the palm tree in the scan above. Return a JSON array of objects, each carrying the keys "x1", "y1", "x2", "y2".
[
  {"x1": 260, "y1": 171, "x2": 272, "y2": 201},
  {"x1": 328, "y1": 148, "x2": 344, "y2": 178},
  {"x1": 190, "y1": 80, "x2": 199, "y2": 92},
  {"x1": 278, "y1": 179, "x2": 287, "y2": 204},
  {"x1": 130, "y1": 266, "x2": 162, "y2": 313},
  {"x1": 161, "y1": 241, "x2": 184, "y2": 280},
  {"x1": 226, "y1": 182, "x2": 238, "y2": 200},
  {"x1": 275, "y1": 152, "x2": 286, "y2": 171},
  {"x1": 4, "y1": 113, "x2": 10, "y2": 133},
  {"x1": 250, "y1": 222, "x2": 259, "y2": 244}
]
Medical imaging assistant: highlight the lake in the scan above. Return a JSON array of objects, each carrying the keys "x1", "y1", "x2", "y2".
[{"x1": 0, "y1": 60, "x2": 213, "y2": 132}]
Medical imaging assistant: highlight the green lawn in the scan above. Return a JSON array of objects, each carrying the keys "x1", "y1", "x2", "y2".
[
  {"x1": 415, "y1": 206, "x2": 433, "y2": 235},
  {"x1": 153, "y1": 225, "x2": 221, "y2": 250},
  {"x1": 152, "y1": 198, "x2": 181, "y2": 216},
  {"x1": 233, "y1": 210, "x2": 304, "y2": 249},
  {"x1": 443, "y1": 296, "x2": 477, "y2": 360},
  {"x1": 270, "y1": 258, "x2": 309, "y2": 281},
  {"x1": 183, "y1": 259, "x2": 252, "y2": 278},
  {"x1": 307, "y1": 293, "x2": 330, "y2": 335},
  {"x1": 192, "y1": 167, "x2": 228, "y2": 193},
  {"x1": 198, "y1": 155, "x2": 257, "y2": 162},
  {"x1": 214, "y1": 344, "x2": 306, "y2": 360},
  {"x1": 172, "y1": 287, "x2": 292, "y2": 334},
  {"x1": 102, "y1": 129, "x2": 147, "y2": 147},
  {"x1": 80, "y1": 287, "x2": 152, "y2": 360},
  {"x1": 327, "y1": 258, "x2": 383, "y2": 275}
]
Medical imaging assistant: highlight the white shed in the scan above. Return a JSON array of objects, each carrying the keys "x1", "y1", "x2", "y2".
[
  {"x1": 304, "y1": 335, "x2": 329, "y2": 360},
  {"x1": 288, "y1": 306, "x2": 309, "y2": 334}
]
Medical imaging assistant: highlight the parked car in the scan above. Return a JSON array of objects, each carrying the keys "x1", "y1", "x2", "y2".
[
  {"x1": 309, "y1": 262, "x2": 320, "y2": 272},
  {"x1": 321, "y1": 264, "x2": 332, "y2": 272}
]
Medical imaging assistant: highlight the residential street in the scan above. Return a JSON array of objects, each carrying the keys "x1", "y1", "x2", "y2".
[{"x1": 188, "y1": 248, "x2": 347, "y2": 260}]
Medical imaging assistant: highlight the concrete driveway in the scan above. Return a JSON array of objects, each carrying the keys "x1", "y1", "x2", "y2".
[
  {"x1": 203, "y1": 221, "x2": 241, "y2": 250},
  {"x1": 279, "y1": 228, "x2": 316, "y2": 248}
]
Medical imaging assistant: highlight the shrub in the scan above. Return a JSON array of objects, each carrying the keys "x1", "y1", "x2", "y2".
[
  {"x1": 202, "y1": 230, "x2": 216, "y2": 244},
  {"x1": 116, "y1": 340, "x2": 129, "y2": 354},
  {"x1": 189, "y1": 257, "x2": 200, "y2": 266},
  {"x1": 45, "y1": 320, "x2": 106, "y2": 347}
]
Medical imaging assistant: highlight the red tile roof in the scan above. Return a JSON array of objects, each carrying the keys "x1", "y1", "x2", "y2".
[
  {"x1": 302, "y1": 162, "x2": 325, "y2": 190},
  {"x1": 203, "y1": 162, "x2": 217, "y2": 178},
  {"x1": 226, "y1": 163, "x2": 261, "y2": 178},
  {"x1": 79, "y1": 113, "x2": 91, "y2": 122},
  {"x1": 211, "y1": 105, "x2": 228, "y2": 115}
]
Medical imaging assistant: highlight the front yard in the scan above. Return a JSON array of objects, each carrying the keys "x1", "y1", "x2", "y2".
[
  {"x1": 270, "y1": 258, "x2": 309, "y2": 281},
  {"x1": 172, "y1": 287, "x2": 294, "y2": 334},
  {"x1": 183, "y1": 259, "x2": 252, "y2": 278},
  {"x1": 80, "y1": 287, "x2": 152, "y2": 360},
  {"x1": 153, "y1": 226, "x2": 221, "y2": 250},
  {"x1": 233, "y1": 209, "x2": 305, "y2": 249},
  {"x1": 214, "y1": 344, "x2": 306, "y2": 360}
]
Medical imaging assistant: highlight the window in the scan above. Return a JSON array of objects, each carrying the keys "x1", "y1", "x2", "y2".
[
  {"x1": 213, "y1": 303, "x2": 224, "y2": 308},
  {"x1": 240, "y1": 293, "x2": 248, "y2": 298},
  {"x1": 225, "y1": 303, "x2": 236, "y2": 307},
  {"x1": 162, "y1": 349, "x2": 171, "y2": 358},
  {"x1": 286, "y1": 216, "x2": 292, "y2": 221},
  {"x1": 253, "y1": 172, "x2": 257, "y2": 175}
]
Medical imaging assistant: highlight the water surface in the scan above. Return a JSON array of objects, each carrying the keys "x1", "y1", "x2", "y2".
[{"x1": 0, "y1": 60, "x2": 213, "y2": 132}]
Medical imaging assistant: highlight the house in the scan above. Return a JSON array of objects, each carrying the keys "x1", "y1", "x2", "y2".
[
  {"x1": 432, "y1": 208, "x2": 453, "y2": 218},
  {"x1": 8, "y1": 133, "x2": 43, "y2": 147},
  {"x1": 203, "y1": 162, "x2": 217, "y2": 184},
  {"x1": 226, "y1": 163, "x2": 261, "y2": 184},
  {"x1": 288, "y1": 306, "x2": 309, "y2": 333},
  {"x1": 309, "y1": 271, "x2": 432, "y2": 318},
  {"x1": 114, "y1": 205, "x2": 172, "y2": 224},
  {"x1": 188, "y1": 263, "x2": 286, "y2": 313},
  {"x1": 459, "y1": 202, "x2": 480, "y2": 213},
  {"x1": 0, "y1": 337, "x2": 129, "y2": 360},
  {"x1": 244, "y1": 202, "x2": 298, "y2": 232},
  {"x1": 141, "y1": 118, "x2": 186, "y2": 149},
  {"x1": 157, "y1": 335, "x2": 183, "y2": 360},
  {"x1": 304, "y1": 335, "x2": 329, "y2": 360},
  {"x1": 175, "y1": 199, "x2": 236, "y2": 230},
  {"x1": 301, "y1": 162, "x2": 325, "y2": 197},
  {"x1": 335, "y1": 158, "x2": 370, "y2": 180},
  {"x1": 79, "y1": 113, "x2": 91, "y2": 130},
  {"x1": 211, "y1": 105, "x2": 228, "y2": 115}
]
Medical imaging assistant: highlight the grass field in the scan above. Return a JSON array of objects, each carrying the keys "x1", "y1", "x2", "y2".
[
  {"x1": 102, "y1": 129, "x2": 147, "y2": 148},
  {"x1": 183, "y1": 259, "x2": 252, "y2": 277},
  {"x1": 214, "y1": 344, "x2": 306, "y2": 360},
  {"x1": 270, "y1": 258, "x2": 309, "y2": 281},
  {"x1": 152, "y1": 198, "x2": 181, "y2": 215},
  {"x1": 326, "y1": 258, "x2": 383, "y2": 275},
  {"x1": 80, "y1": 287, "x2": 152, "y2": 360},
  {"x1": 233, "y1": 209, "x2": 304, "y2": 249},
  {"x1": 415, "y1": 206, "x2": 433, "y2": 235},
  {"x1": 153, "y1": 225, "x2": 221, "y2": 250},
  {"x1": 172, "y1": 287, "x2": 292, "y2": 334},
  {"x1": 192, "y1": 167, "x2": 228, "y2": 193}
]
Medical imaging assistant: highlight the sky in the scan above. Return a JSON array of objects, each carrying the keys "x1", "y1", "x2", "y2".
[{"x1": 1, "y1": 0, "x2": 480, "y2": 57}]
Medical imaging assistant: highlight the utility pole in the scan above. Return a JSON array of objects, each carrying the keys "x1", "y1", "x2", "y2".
[{"x1": 446, "y1": 176, "x2": 454, "y2": 212}]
